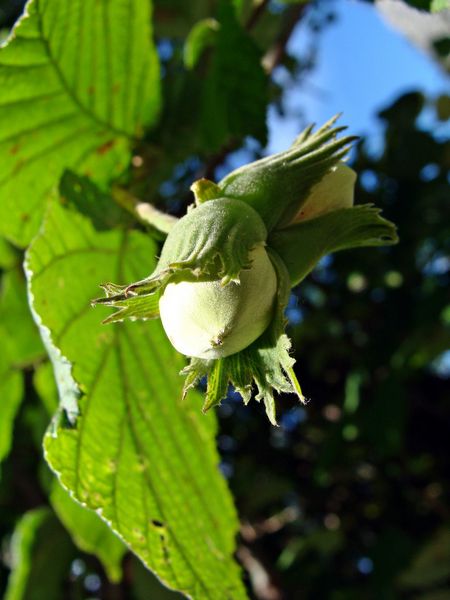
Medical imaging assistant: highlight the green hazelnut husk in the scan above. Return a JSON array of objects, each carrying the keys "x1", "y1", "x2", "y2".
[{"x1": 159, "y1": 244, "x2": 277, "y2": 359}]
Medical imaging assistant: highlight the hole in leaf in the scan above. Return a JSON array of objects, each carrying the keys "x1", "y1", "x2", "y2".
[{"x1": 151, "y1": 519, "x2": 164, "y2": 528}]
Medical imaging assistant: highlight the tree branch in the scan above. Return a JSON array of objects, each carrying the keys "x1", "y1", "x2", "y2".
[
  {"x1": 245, "y1": 0, "x2": 270, "y2": 31},
  {"x1": 240, "y1": 506, "x2": 299, "y2": 542},
  {"x1": 237, "y1": 545, "x2": 283, "y2": 600},
  {"x1": 262, "y1": 4, "x2": 306, "y2": 73}
]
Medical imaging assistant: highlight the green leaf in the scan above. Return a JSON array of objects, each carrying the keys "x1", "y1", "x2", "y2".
[
  {"x1": 60, "y1": 170, "x2": 134, "y2": 231},
  {"x1": 201, "y1": 1, "x2": 267, "y2": 150},
  {"x1": 26, "y1": 188, "x2": 247, "y2": 598},
  {"x1": 0, "y1": 367, "x2": 23, "y2": 467},
  {"x1": 398, "y1": 527, "x2": 450, "y2": 589},
  {"x1": 184, "y1": 18, "x2": 220, "y2": 69},
  {"x1": 0, "y1": 268, "x2": 44, "y2": 467},
  {"x1": 269, "y1": 204, "x2": 399, "y2": 286},
  {"x1": 0, "y1": 268, "x2": 44, "y2": 366},
  {"x1": 231, "y1": 0, "x2": 245, "y2": 16},
  {"x1": 33, "y1": 361, "x2": 59, "y2": 416},
  {"x1": 404, "y1": 0, "x2": 449, "y2": 11},
  {"x1": 430, "y1": 0, "x2": 449, "y2": 12},
  {"x1": 50, "y1": 481, "x2": 126, "y2": 583},
  {"x1": 0, "y1": 0, "x2": 160, "y2": 246},
  {"x1": 4, "y1": 508, "x2": 75, "y2": 600},
  {"x1": 0, "y1": 237, "x2": 18, "y2": 269}
]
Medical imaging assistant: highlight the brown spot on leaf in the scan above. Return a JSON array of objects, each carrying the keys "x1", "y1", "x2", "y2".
[
  {"x1": 12, "y1": 159, "x2": 25, "y2": 176},
  {"x1": 10, "y1": 144, "x2": 20, "y2": 155},
  {"x1": 96, "y1": 139, "x2": 115, "y2": 155}
]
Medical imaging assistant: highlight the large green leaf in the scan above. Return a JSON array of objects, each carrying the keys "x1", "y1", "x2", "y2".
[
  {"x1": 4, "y1": 508, "x2": 75, "y2": 600},
  {"x1": 0, "y1": 0, "x2": 160, "y2": 246},
  {"x1": 25, "y1": 183, "x2": 247, "y2": 598},
  {"x1": 34, "y1": 359, "x2": 126, "y2": 582}
]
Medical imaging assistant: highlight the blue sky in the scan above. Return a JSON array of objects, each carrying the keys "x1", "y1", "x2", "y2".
[{"x1": 267, "y1": 0, "x2": 449, "y2": 153}]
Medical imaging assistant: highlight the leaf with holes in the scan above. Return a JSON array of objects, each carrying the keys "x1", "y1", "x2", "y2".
[
  {"x1": 0, "y1": 0, "x2": 160, "y2": 246},
  {"x1": 25, "y1": 178, "x2": 247, "y2": 599}
]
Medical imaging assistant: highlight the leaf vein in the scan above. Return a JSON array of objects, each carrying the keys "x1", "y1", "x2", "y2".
[
  {"x1": 31, "y1": 247, "x2": 117, "y2": 281},
  {"x1": 34, "y1": 0, "x2": 134, "y2": 140}
]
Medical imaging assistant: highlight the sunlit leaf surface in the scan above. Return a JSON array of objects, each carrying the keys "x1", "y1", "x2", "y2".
[
  {"x1": 26, "y1": 183, "x2": 246, "y2": 599},
  {"x1": 0, "y1": 0, "x2": 160, "y2": 245}
]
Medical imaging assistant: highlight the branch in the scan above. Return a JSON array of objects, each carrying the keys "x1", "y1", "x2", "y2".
[
  {"x1": 240, "y1": 506, "x2": 299, "y2": 542},
  {"x1": 237, "y1": 546, "x2": 283, "y2": 600},
  {"x1": 112, "y1": 186, "x2": 178, "y2": 235},
  {"x1": 262, "y1": 4, "x2": 306, "y2": 73},
  {"x1": 237, "y1": 508, "x2": 299, "y2": 599},
  {"x1": 245, "y1": 0, "x2": 270, "y2": 31}
]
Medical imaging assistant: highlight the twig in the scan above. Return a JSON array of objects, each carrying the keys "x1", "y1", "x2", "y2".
[
  {"x1": 237, "y1": 546, "x2": 283, "y2": 600},
  {"x1": 237, "y1": 508, "x2": 299, "y2": 599},
  {"x1": 112, "y1": 186, "x2": 178, "y2": 234},
  {"x1": 245, "y1": 0, "x2": 270, "y2": 31},
  {"x1": 262, "y1": 5, "x2": 306, "y2": 73},
  {"x1": 240, "y1": 506, "x2": 300, "y2": 542}
]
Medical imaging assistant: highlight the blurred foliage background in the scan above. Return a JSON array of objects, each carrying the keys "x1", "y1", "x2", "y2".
[{"x1": 0, "y1": 0, "x2": 449, "y2": 598}]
